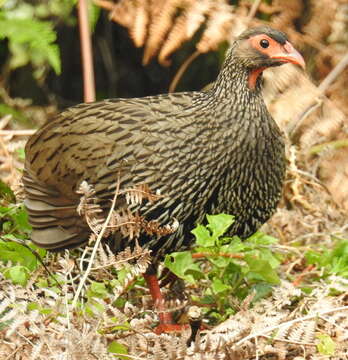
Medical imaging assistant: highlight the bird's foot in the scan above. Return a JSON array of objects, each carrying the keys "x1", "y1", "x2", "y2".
[
  {"x1": 144, "y1": 272, "x2": 190, "y2": 334},
  {"x1": 153, "y1": 323, "x2": 189, "y2": 335}
]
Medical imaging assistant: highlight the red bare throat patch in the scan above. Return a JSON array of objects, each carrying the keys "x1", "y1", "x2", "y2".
[{"x1": 248, "y1": 67, "x2": 266, "y2": 90}]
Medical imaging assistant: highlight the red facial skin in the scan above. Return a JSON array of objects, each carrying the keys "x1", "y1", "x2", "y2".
[{"x1": 247, "y1": 34, "x2": 305, "y2": 89}]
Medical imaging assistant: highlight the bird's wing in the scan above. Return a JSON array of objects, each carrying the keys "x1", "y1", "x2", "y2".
[{"x1": 23, "y1": 94, "x2": 195, "y2": 249}]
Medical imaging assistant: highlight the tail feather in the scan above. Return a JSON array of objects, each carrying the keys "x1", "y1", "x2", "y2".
[{"x1": 23, "y1": 171, "x2": 89, "y2": 251}]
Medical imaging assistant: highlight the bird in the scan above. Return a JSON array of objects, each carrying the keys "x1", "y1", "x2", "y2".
[{"x1": 23, "y1": 26, "x2": 305, "y2": 332}]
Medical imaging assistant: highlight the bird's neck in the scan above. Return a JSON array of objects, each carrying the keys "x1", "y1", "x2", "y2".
[{"x1": 210, "y1": 52, "x2": 264, "y2": 99}]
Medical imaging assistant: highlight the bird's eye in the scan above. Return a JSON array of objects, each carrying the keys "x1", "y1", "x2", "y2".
[{"x1": 260, "y1": 39, "x2": 269, "y2": 48}]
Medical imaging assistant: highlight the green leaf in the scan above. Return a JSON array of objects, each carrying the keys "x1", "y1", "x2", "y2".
[
  {"x1": 247, "y1": 232, "x2": 278, "y2": 246},
  {"x1": 108, "y1": 341, "x2": 128, "y2": 358},
  {"x1": 305, "y1": 240, "x2": 348, "y2": 277},
  {"x1": 206, "y1": 213, "x2": 234, "y2": 239},
  {"x1": 164, "y1": 252, "x2": 202, "y2": 284},
  {"x1": 110, "y1": 324, "x2": 131, "y2": 332},
  {"x1": 250, "y1": 283, "x2": 274, "y2": 303},
  {"x1": 258, "y1": 248, "x2": 281, "y2": 269},
  {"x1": 0, "y1": 104, "x2": 29, "y2": 125},
  {"x1": 244, "y1": 254, "x2": 280, "y2": 285},
  {"x1": 211, "y1": 278, "x2": 231, "y2": 294},
  {"x1": 88, "y1": 2, "x2": 101, "y2": 31},
  {"x1": 11, "y1": 206, "x2": 31, "y2": 232},
  {"x1": 3, "y1": 265, "x2": 29, "y2": 286},
  {"x1": 0, "y1": 15, "x2": 61, "y2": 74},
  {"x1": 16, "y1": 148, "x2": 25, "y2": 161},
  {"x1": 0, "y1": 239, "x2": 38, "y2": 271},
  {"x1": 192, "y1": 224, "x2": 214, "y2": 247},
  {"x1": 305, "y1": 250, "x2": 324, "y2": 266},
  {"x1": 89, "y1": 281, "x2": 108, "y2": 298},
  {"x1": 221, "y1": 238, "x2": 246, "y2": 253},
  {"x1": 317, "y1": 334, "x2": 336, "y2": 355},
  {"x1": 0, "y1": 180, "x2": 16, "y2": 203}
]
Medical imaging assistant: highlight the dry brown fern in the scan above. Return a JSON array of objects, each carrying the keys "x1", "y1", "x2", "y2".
[
  {"x1": 94, "y1": 0, "x2": 248, "y2": 65},
  {"x1": 263, "y1": 63, "x2": 348, "y2": 213},
  {"x1": 76, "y1": 180, "x2": 177, "y2": 241}
]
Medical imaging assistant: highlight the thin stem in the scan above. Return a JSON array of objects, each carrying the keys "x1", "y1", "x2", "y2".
[
  {"x1": 290, "y1": 52, "x2": 348, "y2": 140},
  {"x1": 246, "y1": 0, "x2": 262, "y2": 25},
  {"x1": 192, "y1": 252, "x2": 244, "y2": 259},
  {"x1": 169, "y1": 50, "x2": 200, "y2": 93},
  {"x1": 72, "y1": 177, "x2": 120, "y2": 308},
  {"x1": 235, "y1": 305, "x2": 348, "y2": 347},
  {"x1": 317, "y1": 52, "x2": 348, "y2": 95},
  {"x1": 0, "y1": 129, "x2": 36, "y2": 136},
  {"x1": 78, "y1": 0, "x2": 96, "y2": 102}
]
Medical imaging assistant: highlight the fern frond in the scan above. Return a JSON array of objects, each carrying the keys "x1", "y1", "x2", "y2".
[
  {"x1": 143, "y1": 0, "x2": 186, "y2": 65},
  {"x1": 0, "y1": 16, "x2": 61, "y2": 74},
  {"x1": 123, "y1": 183, "x2": 163, "y2": 205},
  {"x1": 95, "y1": 0, "x2": 247, "y2": 65},
  {"x1": 196, "y1": 1, "x2": 235, "y2": 53},
  {"x1": 158, "y1": 11, "x2": 189, "y2": 66},
  {"x1": 130, "y1": 0, "x2": 150, "y2": 47}
]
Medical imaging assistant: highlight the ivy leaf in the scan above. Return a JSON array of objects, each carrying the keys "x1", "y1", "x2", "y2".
[
  {"x1": 192, "y1": 224, "x2": 214, "y2": 247},
  {"x1": 244, "y1": 254, "x2": 280, "y2": 285},
  {"x1": 0, "y1": 180, "x2": 16, "y2": 203},
  {"x1": 206, "y1": 213, "x2": 234, "y2": 240},
  {"x1": 3, "y1": 265, "x2": 29, "y2": 286},
  {"x1": 89, "y1": 281, "x2": 108, "y2": 298},
  {"x1": 164, "y1": 252, "x2": 203, "y2": 284},
  {"x1": 317, "y1": 334, "x2": 336, "y2": 355},
  {"x1": 211, "y1": 278, "x2": 231, "y2": 294},
  {"x1": 107, "y1": 341, "x2": 128, "y2": 358}
]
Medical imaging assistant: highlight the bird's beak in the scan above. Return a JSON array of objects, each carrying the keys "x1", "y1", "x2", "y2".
[{"x1": 271, "y1": 41, "x2": 305, "y2": 69}]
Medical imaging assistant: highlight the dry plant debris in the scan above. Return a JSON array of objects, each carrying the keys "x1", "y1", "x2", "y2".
[
  {"x1": 1, "y1": 274, "x2": 348, "y2": 359},
  {"x1": 94, "y1": 0, "x2": 248, "y2": 65}
]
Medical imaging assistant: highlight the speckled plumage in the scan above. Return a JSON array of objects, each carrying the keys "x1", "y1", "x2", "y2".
[{"x1": 23, "y1": 27, "x2": 288, "y2": 261}]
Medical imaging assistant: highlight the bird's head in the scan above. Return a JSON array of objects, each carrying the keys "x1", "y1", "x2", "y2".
[{"x1": 230, "y1": 26, "x2": 305, "y2": 90}]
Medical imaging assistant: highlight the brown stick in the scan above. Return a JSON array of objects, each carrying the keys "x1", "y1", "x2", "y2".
[
  {"x1": 290, "y1": 51, "x2": 348, "y2": 140},
  {"x1": 0, "y1": 130, "x2": 36, "y2": 136},
  {"x1": 192, "y1": 252, "x2": 244, "y2": 259},
  {"x1": 246, "y1": 0, "x2": 262, "y2": 24},
  {"x1": 78, "y1": 0, "x2": 96, "y2": 102},
  {"x1": 169, "y1": 50, "x2": 200, "y2": 93}
]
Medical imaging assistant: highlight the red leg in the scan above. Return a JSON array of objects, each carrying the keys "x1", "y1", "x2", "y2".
[{"x1": 144, "y1": 273, "x2": 188, "y2": 334}]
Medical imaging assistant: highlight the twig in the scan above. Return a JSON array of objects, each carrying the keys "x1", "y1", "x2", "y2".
[
  {"x1": 235, "y1": 305, "x2": 348, "y2": 347},
  {"x1": 78, "y1": 0, "x2": 96, "y2": 102},
  {"x1": 317, "y1": 52, "x2": 348, "y2": 95},
  {"x1": 192, "y1": 252, "x2": 244, "y2": 259},
  {"x1": 71, "y1": 177, "x2": 120, "y2": 308},
  {"x1": 4, "y1": 345, "x2": 24, "y2": 360},
  {"x1": 309, "y1": 138, "x2": 348, "y2": 155},
  {"x1": 169, "y1": 50, "x2": 200, "y2": 93},
  {"x1": 292, "y1": 264, "x2": 315, "y2": 286},
  {"x1": 262, "y1": 334, "x2": 315, "y2": 346},
  {"x1": 0, "y1": 129, "x2": 36, "y2": 136},
  {"x1": 246, "y1": 0, "x2": 262, "y2": 25},
  {"x1": 290, "y1": 52, "x2": 348, "y2": 140},
  {"x1": 93, "y1": 0, "x2": 113, "y2": 12}
]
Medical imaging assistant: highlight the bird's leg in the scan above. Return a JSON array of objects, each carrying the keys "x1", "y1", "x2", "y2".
[
  {"x1": 144, "y1": 268, "x2": 187, "y2": 334},
  {"x1": 144, "y1": 273, "x2": 173, "y2": 325}
]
